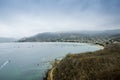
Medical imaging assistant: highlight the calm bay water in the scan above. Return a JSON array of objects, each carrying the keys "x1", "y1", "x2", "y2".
[{"x1": 0, "y1": 42, "x2": 103, "y2": 80}]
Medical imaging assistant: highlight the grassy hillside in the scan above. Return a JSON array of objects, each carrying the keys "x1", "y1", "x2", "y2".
[{"x1": 52, "y1": 43, "x2": 120, "y2": 80}]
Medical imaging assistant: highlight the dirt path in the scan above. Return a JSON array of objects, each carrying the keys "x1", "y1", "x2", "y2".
[
  {"x1": 48, "y1": 60, "x2": 60, "y2": 80},
  {"x1": 49, "y1": 67, "x2": 56, "y2": 80}
]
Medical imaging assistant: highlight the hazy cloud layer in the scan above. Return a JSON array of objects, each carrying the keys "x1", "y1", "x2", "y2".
[{"x1": 0, "y1": 0, "x2": 120, "y2": 38}]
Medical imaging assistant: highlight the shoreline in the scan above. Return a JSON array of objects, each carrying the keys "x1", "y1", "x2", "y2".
[
  {"x1": 43, "y1": 60, "x2": 60, "y2": 80},
  {"x1": 43, "y1": 43, "x2": 105, "y2": 80},
  {"x1": 44, "y1": 43, "x2": 120, "y2": 80}
]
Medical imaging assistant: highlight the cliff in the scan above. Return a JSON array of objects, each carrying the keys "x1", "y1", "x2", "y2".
[{"x1": 48, "y1": 43, "x2": 120, "y2": 80}]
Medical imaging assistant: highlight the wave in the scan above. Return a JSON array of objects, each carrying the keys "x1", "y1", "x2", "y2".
[{"x1": 0, "y1": 60, "x2": 9, "y2": 70}]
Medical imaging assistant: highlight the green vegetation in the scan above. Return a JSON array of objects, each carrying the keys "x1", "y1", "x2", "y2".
[
  {"x1": 51, "y1": 43, "x2": 120, "y2": 80},
  {"x1": 18, "y1": 29, "x2": 120, "y2": 45}
]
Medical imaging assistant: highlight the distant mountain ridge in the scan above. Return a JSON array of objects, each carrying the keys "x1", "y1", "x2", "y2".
[{"x1": 18, "y1": 29, "x2": 120, "y2": 44}]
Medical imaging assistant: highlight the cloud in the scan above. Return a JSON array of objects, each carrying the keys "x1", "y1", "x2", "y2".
[{"x1": 0, "y1": 0, "x2": 120, "y2": 38}]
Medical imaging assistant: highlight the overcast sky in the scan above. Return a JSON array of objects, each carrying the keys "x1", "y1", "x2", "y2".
[{"x1": 0, "y1": 0, "x2": 120, "y2": 38}]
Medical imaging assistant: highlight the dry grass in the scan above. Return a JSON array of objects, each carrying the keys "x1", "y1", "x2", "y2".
[{"x1": 52, "y1": 43, "x2": 120, "y2": 80}]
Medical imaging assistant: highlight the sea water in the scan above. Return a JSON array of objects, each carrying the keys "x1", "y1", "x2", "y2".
[{"x1": 0, "y1": 42, "x2": 103, "y2": 80}]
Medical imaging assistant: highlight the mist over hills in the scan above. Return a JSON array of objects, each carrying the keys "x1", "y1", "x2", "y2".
[
  {"x1": 18, "y1": 29, "x2": 120, "y2": 44},
  {"x1": 0, "y1": 37, "x2": 16, "y2": 42}
]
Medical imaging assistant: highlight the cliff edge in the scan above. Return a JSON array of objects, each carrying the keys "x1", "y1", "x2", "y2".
[{"x1": 47, "y1": 43, "x2": 120, "y2": 80}]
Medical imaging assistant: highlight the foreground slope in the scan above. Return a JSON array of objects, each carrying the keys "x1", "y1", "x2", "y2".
[{"x1": 51, "y1": 43, "x2": 120, "y2": 80}]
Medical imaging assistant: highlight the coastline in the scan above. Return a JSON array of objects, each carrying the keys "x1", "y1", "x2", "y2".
[
  {"x1": 43, "y1": 60, "x2": 60, "y2": 80},
  {"x1": 43, "y1": 43, "x2": 105, "y2": 80},
  {"x1": 45, "y1": 43, "x2": 120, "y2": 80}
]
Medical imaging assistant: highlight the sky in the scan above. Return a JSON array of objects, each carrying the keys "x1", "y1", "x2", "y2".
[{"x1": 0, "y1": 0, "x2": 120, "y2": 38}]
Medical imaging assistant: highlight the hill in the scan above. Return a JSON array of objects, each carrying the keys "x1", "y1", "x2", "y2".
[
  {"x1": 18, "y1": 29, "x2": 120, "y2": 44},
  {"x1": 46, "y1": 43, "x2": 120, "y2": 80}
]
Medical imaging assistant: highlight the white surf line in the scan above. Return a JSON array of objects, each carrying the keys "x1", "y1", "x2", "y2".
[{"x1": 0, "y1": 60, "x2": 9, "y2": 70}]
